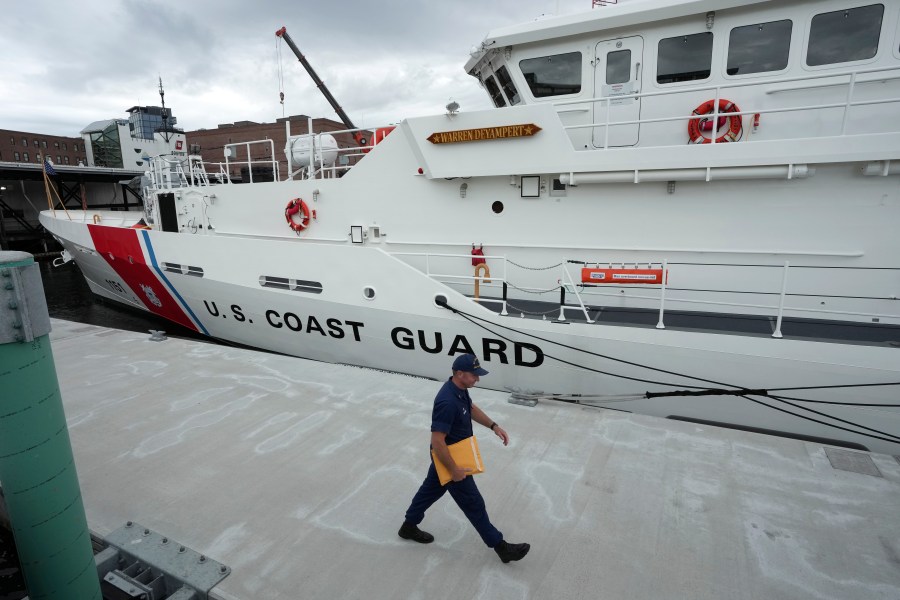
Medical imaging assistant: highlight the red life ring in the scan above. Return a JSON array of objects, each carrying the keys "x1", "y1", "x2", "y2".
[
  {"x1": 688, "y1": 99, "x2": 742, "y2": 144},
  {"x1": 285, "y1": 198, "x2": 313, "y2": 232}
]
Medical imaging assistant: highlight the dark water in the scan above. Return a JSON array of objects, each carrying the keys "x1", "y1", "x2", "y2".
[
  {"x1": 0, "y1": 527, "x2": 26, "y2": 600},
  {"x1": 1, "y1": 260, "x2": 214, "y2": 598}
]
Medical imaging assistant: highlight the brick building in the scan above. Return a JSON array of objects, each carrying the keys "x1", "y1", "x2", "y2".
[
  {"x1": 0, "y1": 129, "x2": 87, "y2": 167},
  {"x1": 186, "y1": 115, "x2": 371, "y2": 181}
]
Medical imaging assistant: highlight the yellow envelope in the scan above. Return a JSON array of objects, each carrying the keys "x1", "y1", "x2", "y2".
[{"x1": 431, "y1": 436, "x2": 485, "y2": 486}]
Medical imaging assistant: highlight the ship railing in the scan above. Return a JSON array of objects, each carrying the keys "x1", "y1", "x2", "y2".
[
  {"x1": 175, "y1": 140, "x2": 280, "y2": 185},
  {"x1": 223, "y1": 140, "x2": 280, "y2": 183},
  {"x1": 185, "y1": 155, "x2": 217, "y2": 186},
  {"x1": 389, "y1": 252, "x2": 511, "y2": 316},
  {"x1": 287, "y1": 126, "x2": 383, "y2": 181},
  {"x1": 146, "y1": 154, "x2": 229, "y2": 190},
  {"x1": 392, "y1": 252, "x2": 898, "y2": 336},
  {"x1": 146, "y1": 155, "x2": 191, "y2": 190},
  {"x1": 559, "y1": 259, "x2": 900, "y2": 336},
  {"x1": 556, "y1": 63, "x2": 900, "y2": 149}
]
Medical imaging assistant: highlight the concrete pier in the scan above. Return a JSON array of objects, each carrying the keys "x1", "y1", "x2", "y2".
[{"x1": 47, "y1": 318, "x2": 900, "y2": 600}]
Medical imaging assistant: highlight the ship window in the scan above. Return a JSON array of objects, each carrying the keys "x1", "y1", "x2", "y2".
[
  {"x1": 520, "y1": 52, "x2": 582, "y2": 97},
  {"x1": 727, "y1": 20, "x2": 792, "y2": 75},
  {"x1": 484, "y1": 75, "x2": 506, "y2": 107},
  {"x1": 259, "y1": 275, "x2": 323, "y2": 294},
  {"x1": 162, "y1": 262, "x2": 204, "y2": 277},
  {"x1": 260, "y1": 276, "x2": 290, "y2": 290},
  {"x1": 657, "y1": 32, "x2": 713, "y2": 84},
  {"x1": 807, "y1": 4, "x2": 883, "y2": 66},
  {"x1": 606, "y1": 49, "x2": 631, "y2": 84},
  {"x1": 292, "y1": 280, "x2": 323, "y2": 294},
  {"x1": 495, "y1": 66, "x2": 521, "y2": 105}
]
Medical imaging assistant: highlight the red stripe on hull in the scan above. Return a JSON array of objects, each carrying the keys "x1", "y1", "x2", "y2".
[{"x1": 88, "y1": 225, "x2": 198, "y2": 331}]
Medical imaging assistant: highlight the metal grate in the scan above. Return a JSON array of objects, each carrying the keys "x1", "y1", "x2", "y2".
[{"x1": 824, "y1": 448, "x2": 882, "y2": 477}]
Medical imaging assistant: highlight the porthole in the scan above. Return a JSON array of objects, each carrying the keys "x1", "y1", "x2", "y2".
[
  {"x1": 491, "y1": 201, "x2": 504, "y2": 214},
  {"x1": 363, "y1": 286, "x2": 376, "y2": 300}
]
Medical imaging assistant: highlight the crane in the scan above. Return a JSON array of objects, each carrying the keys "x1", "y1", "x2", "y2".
[{"x1": 275, "y1": 26, "x2": 367, "y2": 147}]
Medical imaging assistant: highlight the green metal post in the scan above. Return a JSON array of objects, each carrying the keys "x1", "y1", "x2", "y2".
[{"x1": 0, "y1": 252, "x2": 101, "y2": 599}]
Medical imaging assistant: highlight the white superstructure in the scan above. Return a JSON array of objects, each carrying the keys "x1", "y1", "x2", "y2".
[{"x1": 42, "y1": 0, "x2": 900, "y2": 453}]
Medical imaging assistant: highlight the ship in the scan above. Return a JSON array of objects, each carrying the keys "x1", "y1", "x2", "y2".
[{"x1": 41, "y1": 0, "x2": 900, "y2": 454}]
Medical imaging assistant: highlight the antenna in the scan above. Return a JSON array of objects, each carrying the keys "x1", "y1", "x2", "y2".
[{"x1": 158, "y1": 76, "x2": 171, "y2": 143}]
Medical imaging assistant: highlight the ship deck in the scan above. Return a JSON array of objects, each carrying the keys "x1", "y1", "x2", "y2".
[
  {"x1": 470, "y1": 294, "x2": 900, "y2": 347},
  {"x1": 44, "y1": 318, "x2": 900, "y2": 600}
]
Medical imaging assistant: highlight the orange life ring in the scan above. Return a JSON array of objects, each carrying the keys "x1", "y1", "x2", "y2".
[
  {"x1": 285, "y1": 198, "x2": 313, "y2": 232},
  {"x1": 688, "y1": 99, "x2": 742, "y2": 144}
]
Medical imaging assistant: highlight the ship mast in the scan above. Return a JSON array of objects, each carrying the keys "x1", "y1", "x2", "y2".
[{"x1": 158, "y1": 77, "x2": 171, "y2": 143}]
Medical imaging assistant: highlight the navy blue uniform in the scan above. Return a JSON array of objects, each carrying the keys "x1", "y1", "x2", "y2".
[{"x1": 403, "y1": 378, "x2": 503, "y2": 548}]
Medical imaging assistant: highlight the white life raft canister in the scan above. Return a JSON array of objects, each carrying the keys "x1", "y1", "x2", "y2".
[{"x1": 285, "y1": 134, "x2": 339, "y2": 167}]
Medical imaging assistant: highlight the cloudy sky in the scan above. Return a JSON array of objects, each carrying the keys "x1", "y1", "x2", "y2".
[{"x1": 1, "y1": 0, "x2": 602, "y2": 137}]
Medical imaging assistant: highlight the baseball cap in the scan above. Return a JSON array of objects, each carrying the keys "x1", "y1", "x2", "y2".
[{"x1": 452, "y1": 354, "x2": 489, "y2": 376}]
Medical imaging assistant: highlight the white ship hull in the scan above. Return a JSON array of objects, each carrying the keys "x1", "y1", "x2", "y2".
[
  {"x1": 40, "y1": 0, "x2": 900, "y2": 453},
  {"x1": 41, "y1": 206, "x2": 900, "y2": 454}
]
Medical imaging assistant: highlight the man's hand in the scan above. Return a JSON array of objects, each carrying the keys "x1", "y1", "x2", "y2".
[
  {"x1": 452, "y1": 466, "x2": 472, "y2": 482},
  {"x1": 493, "y1": 425, "x2": 509, "y2": 446},
  {"x1": 433, "y1": 431, "x2": 470, "y2": 481}
]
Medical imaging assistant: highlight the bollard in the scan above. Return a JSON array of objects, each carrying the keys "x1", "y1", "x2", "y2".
[{"x1": 0, "y1": 251, "x2": 101, "y2": 599}]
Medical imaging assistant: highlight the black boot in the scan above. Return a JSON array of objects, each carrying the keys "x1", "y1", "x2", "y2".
[
  {"x1": 495, "y1": 540, "x2": 530, "y2": 563},
  {"x1": 398, "y1": 522, "x2": 434, "y2": 544}
]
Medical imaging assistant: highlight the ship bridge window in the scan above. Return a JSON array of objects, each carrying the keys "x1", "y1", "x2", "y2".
[
  {"x1": 807, "y1": 4, "x2": 883, "y2": 66},
  {"x1": 657, "y1": 32, "x2": 713, "y2": 84},
  {"x1": 520, "y1": 52, "x2": 582, "y2": 97},
  {"x1": 484, "y1": 75, "x2": 507, "y2": 107},
  {"x1": 495, "y1": 66, "x2": 521, "y2": 105},
  {"x1": 727, "y1": 20, "x2": 792, "y2": 75}
]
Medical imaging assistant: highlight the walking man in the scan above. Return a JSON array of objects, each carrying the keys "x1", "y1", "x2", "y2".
[{"x1": 398, "y1": 354, "x2": 530, "y2": 563}]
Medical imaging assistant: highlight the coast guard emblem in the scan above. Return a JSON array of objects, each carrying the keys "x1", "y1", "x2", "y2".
[{"x1": 140, "y1": 284, "x2": 163, "y2": 308}]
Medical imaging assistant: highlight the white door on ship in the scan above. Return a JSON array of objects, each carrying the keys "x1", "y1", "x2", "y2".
[{"x1": 593, "y1": 36, "x2": 643, "y2": 148}]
